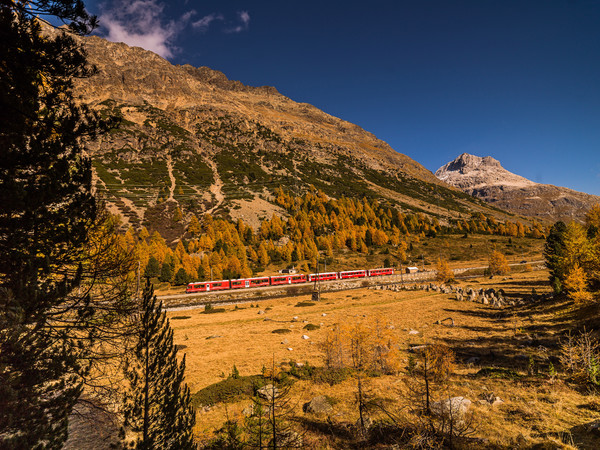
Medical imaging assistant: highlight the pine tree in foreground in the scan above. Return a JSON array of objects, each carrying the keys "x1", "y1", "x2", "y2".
[
  {"x1": 123, "y1": 281, "x2": 196, "y2": 449},
  {"x1": 0, "y1": 1, "x2": 127, "y2": 447}
]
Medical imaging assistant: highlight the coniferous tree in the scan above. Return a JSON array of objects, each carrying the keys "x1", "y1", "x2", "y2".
[
  {"x1": 123, "y1": 281, "x2": 196, "y2": 449},
  {"x1": 488, "y1": 250, "x2": 511, "y2": 276},
  {"x1": 435, "y1": 258, "x2": 455, "y2": 284},
  {"x1": 544, "y1": 221, "x2": 568, "y2": 293},
  {"x1": 0, "y1": 1, "x2": 127, "y2": 447},
  {"x1": 159, "y1": 261, "x2": 174, "y2": 283},
  {"x1": 174, "y1": 267, "x2": 189, "y2": 286},
  {"x1": 246, "y1": 361, "x2": 301, "y2": 449},
  {"x1": 144, "y1": 256, "x2": 161, "y2": 278}
]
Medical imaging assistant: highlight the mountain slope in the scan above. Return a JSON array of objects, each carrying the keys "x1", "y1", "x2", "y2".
[
  {"x1": 436, "y1": 153, "x2": 600, "y2": 222},
  {"x1": 66, "y1": 31, "x2": 515, "y2": 236}
]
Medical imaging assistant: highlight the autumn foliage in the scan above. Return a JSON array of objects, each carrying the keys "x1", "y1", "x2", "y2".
[
  {"x1": 488, "y1": 250, "x2": 511, "y2": 276},
  {"x1": 435, "y1": 258, "x2": 455, "y2": 283},
  {"x1": 121, "y1": 188, "x2": 547, "y2": 286},
  {"x1": 544, "y1": 204, "x2": 600, "y2": 302},
  {"x1": 321, "y1": 316, "x2": 401, "y2": 375}
]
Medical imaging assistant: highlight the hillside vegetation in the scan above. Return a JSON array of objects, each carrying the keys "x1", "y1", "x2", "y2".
[
  {"x1": 124, "y1": 188, "x2": 546, "y2": 291},
  {"x1": 70, "y1": 32, "x2": 532, "y2": 234}
]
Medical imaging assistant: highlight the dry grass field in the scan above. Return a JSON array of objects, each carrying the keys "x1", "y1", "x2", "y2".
[{"x1": 169, "y1": 268, "x2": 600, "y2": 449}]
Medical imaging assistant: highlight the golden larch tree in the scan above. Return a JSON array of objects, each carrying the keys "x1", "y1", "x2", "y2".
[
  {"x1": 436, "y1": 258, "x2": 455, "y2": 283},
  {"x1": 488, "y1": 250, "x2": 511, "y2": 275}
]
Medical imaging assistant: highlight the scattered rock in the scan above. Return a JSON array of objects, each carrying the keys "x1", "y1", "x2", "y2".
[
  {"x1": 409, "y1": 345, "x2": 428, "y2": 353},
  {"x1": 258, "y1": 310, "x2": 265, "y2": 315},
  {"x1": 431, "y1": 397, "x2": 471, "y2": 422},
  {"x1": 435, "y1": 317, "x2": 455, "y2": 327},
  {"x1": 302, "y1": 395, "x2": 333, "y2": 414},
  {"x1": 408, "y1": 329, "x2": 420, "y2": 335},
  {"x1": 301, "y1": 335, "x2": 310, "y2": 340},
  {"x1": 257, "y1": 384, "x2": 279, "y2": 401},
  {"x1": 281, "y1": 338, "x2": 289, "y2": 345},
  {"x1": 478, "y1": 392, "x2": 504, "y2": 406},
  {"x1": 206, "y1": 335, "x2": 222, "y2": 340},
  {"x1": 287, "y1": 347, "x2": 293, "y2": 351}
]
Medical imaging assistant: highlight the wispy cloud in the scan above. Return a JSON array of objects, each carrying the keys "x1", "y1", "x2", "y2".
[
  {"x1": 192, "y1": 13, "x2": 224, "y2": 33},
  {"x1": 97, "y1": 0, "x2": 196, "y2": 59},
  {"x1": 225, "y1": 11, "x2": 250, "y2": 34}
]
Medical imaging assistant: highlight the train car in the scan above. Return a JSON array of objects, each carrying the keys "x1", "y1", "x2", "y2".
[
  {"x1": 270, "y1": 275, "x2": 292, "y2": 286},
  {"x1": 208, "y1": 280, "x2": 231, "y2": 291},
  {"x1": 185, "y1": 282, "x2": 208, "y2": 293},
  {"x1": 368, "y1": 267, "x2": 394, "y2": 277},
  {"x1": 230, "y1": 279, "x2": 246, "y2": 289},
  {"x1": 339, "y1": 270, "x2": 367, "y2": 279},
  {"x1": 186, "y1": 280, "x2": 231, "y2": 292},
  {"x1": 246, "y1": 276, "x2": 271, "y2": 288},
  {"x1": 308, "y1": 272, "x2": 338, "y2": 282},
  {"x1": 270, "y1": 274, "x2": 309, "y2": 285},
  {"x1": 290, "y1": 274, "x2": 308, "y2": 284}
]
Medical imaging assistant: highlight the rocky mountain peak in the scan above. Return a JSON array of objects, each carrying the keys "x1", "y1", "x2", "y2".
[
  {"x1": 435, "y1": 153, "x2": 533, "y2": 189},
  {"x1": 436, "y1": 153, "x2": 600, "y2": 223},
  {"x1": 180, "y1": 65, "x2": 280, "y2": 95},
  {"x1": 445, "y1": 153, "x2": 501, "y2": 173}
]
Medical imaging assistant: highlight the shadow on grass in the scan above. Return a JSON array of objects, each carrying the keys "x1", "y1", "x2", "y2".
[
  {"x1": 492, "y1": 279, "x2": 552, "y2": 288},
  {"x1": 437, "y1": 297, "x2": 600, "y2": 374},
  {"x1": 296, "y1": 416, "x2": 418, "y2": 449},
  {"x1": 535, "y1": 422, "x2": 600, "y2": 450},
  {"x1": 295, "y1": 416, "x2": 356, "y2": 445}
]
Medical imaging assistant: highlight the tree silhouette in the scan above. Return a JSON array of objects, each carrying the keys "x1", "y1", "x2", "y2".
[
  {"x1": 0, "y1": 1, "x2": 128, "y2": 447},
  {"x1": 123, "y1": 281, "x2": 196, "y2": 449},
  {"x1": 544, "y1": 221, "x2": 567, "y2": 293}
]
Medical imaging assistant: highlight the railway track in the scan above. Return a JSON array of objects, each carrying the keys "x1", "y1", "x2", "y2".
[{"x1": 159, "y1": 261, "x2": 545, "y2": 311}]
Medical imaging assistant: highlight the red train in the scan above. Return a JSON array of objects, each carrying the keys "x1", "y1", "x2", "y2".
[{"x1": 185, "y1": 267, "x2": 394, "y2": 293}]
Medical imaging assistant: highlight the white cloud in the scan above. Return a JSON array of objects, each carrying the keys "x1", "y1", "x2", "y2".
[
  {"x1": 192, "y1": 13, "x2": 224, "y2": 33},
  {"x1": 98, "y1": 0, "x2": 195, "y2": 59},
  {"x1": 225, "y1": 10, "x2": 250, "y2": 34}
]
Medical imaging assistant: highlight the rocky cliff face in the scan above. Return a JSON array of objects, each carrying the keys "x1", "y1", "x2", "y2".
[
  {"x1": 63, "y1": 30, "x2": 514, "y2": 236},
  {"x1": 436, "y1": 153, "x2": 600, "y2": 222}
]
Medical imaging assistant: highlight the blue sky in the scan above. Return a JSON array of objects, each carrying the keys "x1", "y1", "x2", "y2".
[{"x1": 84, "y1": 0, "x2": 600, "y2": 195}]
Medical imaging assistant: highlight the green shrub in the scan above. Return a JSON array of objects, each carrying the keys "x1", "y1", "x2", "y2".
[
  {"x1": 202, "y1": 304, "x2": 226, "y2": 314},
  {"x1": 310, "y1": 367, "x2": 353, "y2": 386},
  {"x1": 475, "y1": 367, "x2": 521, "y2": 379},
  {"x1": 272, "y1": 329, "x2": 292, "y2": 334},
  {"x1": 288, "y1": 361, "x2": 315, "y2": 380},
  {"x1": 191, "y1": 375, "x2": 266, "y2": 407},
  {"x1": 295, "y1": 301, "x2": 315, "y2": 307}
]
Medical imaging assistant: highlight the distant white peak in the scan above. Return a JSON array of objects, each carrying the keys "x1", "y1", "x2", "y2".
[
  {"x1": 439, "y1": 153, "x2": 501, "y2": 173},
  {"x1": 435, "y1": 153, "x2": 535, "y2": 188}
]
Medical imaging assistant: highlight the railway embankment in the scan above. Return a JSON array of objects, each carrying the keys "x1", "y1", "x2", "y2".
[
  {"x1": 159, "y1": 261, "x2": 544, "y2": 310},
  {"x1": 160, "y1": 271, "x2": 437, "y2": 309}
]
